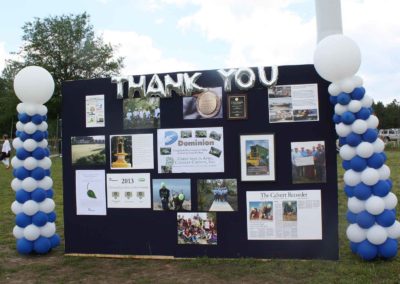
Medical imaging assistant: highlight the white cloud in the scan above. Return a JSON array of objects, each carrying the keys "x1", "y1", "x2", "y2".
[{"x1": 101, "y1": 30, "x2": 196, "y2": 75}]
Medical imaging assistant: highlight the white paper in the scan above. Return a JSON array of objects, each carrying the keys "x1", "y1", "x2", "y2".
[
  {"x1": 246, "y1": 190, "x2": 322, "y2": 240},
  {"x1": 157, "y1": 127, "x2": 224, "y2": 173},
  {"x1": 107, "y1": 173, "x2": 151, "y2": 208},
  {"x1": 76, "y1": 170, "x2": 107, "y2": 215},
  {"x1": 86, "y1": 95, "x2": 105, "y2": 127}
]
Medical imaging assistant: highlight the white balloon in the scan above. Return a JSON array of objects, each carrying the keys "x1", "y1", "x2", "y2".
[
  {"x1": 382, "y1": 192, "x2": 397, "y2": 210},
  {"x1": 351, "y1": 119, "x2": 368, "y2": 134},
  {"x1": 347, "y1": 196, "x2": 365, "y2": 213},
  {"x1": 367, "y1": 225, "x2": 387, "y2": 245},
  {"x1": 23, "y1": 139, "x2": 38, "y2": 152},
  {"x1": 22, "y1": 200, "x2": 40, "y2": 216},
  {"x1": 38, "y1": 176, "x2": 53, "y2": 190},
  {"x1": 11, "y1": 201, "x2": 23, "y2": 215},
  {"x1": 38, "y1": 157, "x2": 52, "y2": 169},
  {"x1": 377, "y1": 165, "x2": 390, "y2": 180},
  {"x1": 23, "y1": 224, "x2": 41, "y2": 241},
  {"x1": 13, "y1": 225, "x2": 25, "y2": 239},
  {"x1": 334, "y1": 104, "x2": 348, "y2": 115},
  {"x1": 366, "y1": 115, "x2": 379, "y2": 129},
  {"x1": 353, "y1": 75, "x2": 363, "y2": 87},
  {"x1": 11, "y1": 178, "x2": 22, "y2": 191},
  {"x1": 23, "y1": 157, "x2": 39, "y2": 171},
  {"x1": 344, "y1": 170, "x2": 361, "y2": 186},
  {"x1": 37, "y1": 140, "x2": 48, "y2": 148},
  {"x1": 365, "y1": 196, "x2": 385, "y2": 215},
  {"x1": 39, "y1": 198, "x2": 55, "y2": 213},
  {"x1": 361, "y1": 168, "x2": 380, "y2": 186},
  {"x1": 40, "y1": 222, "x2": 56, "y2": 237},
  {"x1": 37, "y1": 121, "x2": 48, "y2": 132},
  {"x1": 356, "y1": 142, "x2": 374, "y2": 158},
  {"x1": 16, "y1": 103, "x2": 25, "y2": 113},
  {"x1": 12, "y1": 137, "x2": 23, "y2": 149},
  {"x1": 16, "y1": 121, "x2": 25, "y2": 131},
  {"x1": 38, "y1": 105, "x2": 48, "y2": 116},
  {"x1": 11, "y1": 157, "x2": 24, "y2": 169},
  {"x1": 348, "y1": 100, "x2": 362, "y2": 113},
  {"x1": 336, "y1": 123, "x2": 352, "y2": 137},
  {"x1": 372, "y1": 139, "x2": 385, "y2": 153},
  {"x1": 346, "y1": 223, "x2": 367, "y2": 243},
  {"x1": 314, "y1": 35, "x2": 361, "y2": 82},
  {"x1": 328, "y1": 83, "x2": 341, "y2": 96},
  {"x1": 24, "y1": 122, "x2": 37, "y2": 134},
  {"x1": 339, "y1": 77, "x2": 355, "y2": 93},
  {"x1": 361, "y1": 94, "x2": 373, "y2": 108},
  {"x1": 386, "y1": 221, "x2": 400, "y2": 239},
  {"x1": 22, "y1": 177, "x2": 38, "y2": 192},
  {"x1": 13, "y1": 66, "x2": 55, "y2": 104},
  {"x1": 339, "y1": 144, "x2": 356, "y2": 160},
  {"x1": 24, "y1": 103, "x2": 41, "y2": 116}
]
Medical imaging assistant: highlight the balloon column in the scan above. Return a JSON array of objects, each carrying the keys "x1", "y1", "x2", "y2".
[
  {"x1": 10, "y1": 66, "x2": 60, "y2": 254},
  {"x1": 314, "y1": 35, "x2": 400, "y2": 260}
]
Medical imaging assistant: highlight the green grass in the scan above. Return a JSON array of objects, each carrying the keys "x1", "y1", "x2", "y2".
[{"x1": 1, "y1": 152, "x2": 400, "y2": 283}]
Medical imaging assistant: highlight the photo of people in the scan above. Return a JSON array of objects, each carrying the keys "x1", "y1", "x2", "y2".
[
  {"x1": 181, "y1": 130, "x2": 192, "y2": 138},
  {"x1": 152, "y1": 179, "x2": 191, "y2": 211},
  {"x1": 282, "y1": 201, "x2": 297, "y2": 221},
  {"x1": 209, "y1": 147, "x2": 222, "y2": 158},
  {"x1": 291, "y1": 141, "x2": 326, "y2": 184},
  {"x1": 71, "y1": 136, "x2": 106, "y2": 166},
  {"x1": 197, "y1": 179, "x2": 238, "y2": 211},
  {"x1": 183, "y1": 87, "x2": 223, "y2": 120},
  {"x1": 177, "y1": 212, "x2": 217, "y2": 245},
  {"x1": 248, "y1": 201, "x2": 273, "y2": 220},
  {"x1": 123, "y1": 97, "x2": 160, "y2": 129}
]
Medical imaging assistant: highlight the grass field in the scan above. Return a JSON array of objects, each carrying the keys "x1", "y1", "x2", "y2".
[{"x1": 1, "y1": 152, "x2": 400, "y2": 283}]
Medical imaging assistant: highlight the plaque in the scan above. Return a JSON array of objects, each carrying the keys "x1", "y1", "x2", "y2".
[
  {"x1": 227, "y1": 95, "x2": 247, "y2": 119},
  {"x1": 195, "y1": 90, "x2": 221, "y2": 118}
]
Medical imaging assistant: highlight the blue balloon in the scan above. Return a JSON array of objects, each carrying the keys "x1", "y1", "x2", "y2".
[
  {"x1": 362, "y1": 129, "x2": 378, "y2": 143},
  {"x1": 45, "y1": 169, "x2": 51, "y2": 176},
  {"x1": 357, "y1": 240, "x2": 378, "y2": 260},
  {"x1": 18, "y1": 113, "x2": 31, "y2": 123},
  {"x1": 17, "y1": 238, "x2": 33, "y2": 254},
  {"x1": 354, "y1": 183, "x2": 372, "y2": 200},
  {"x1": 330, "y1": 95, "x2": 338, "y2": 105},
  {"x1": 346, "y1": 210, "x2": 357, "y2": 223},
  {"x1": 33, "y1": 236, "x2": 51, "y2": 254},
  {"x1": 44, "y1": 147, "x2": 50, "y2": 157},
  {"x1": 15, "y1": 130, "x2": 21, "y2": 137},
  {"x1": 350, "y1": 156, "x2": 367, "y2": 172},
  {"x1": 32, "y1": 130, "x2": 44, "y2": 142},
  {"x1": 48, "y1": 211, "x2": 57, "y2": 222},
  {"x1": 333, "y1": 114, "x2": 341, "y2": 124},
  {"x1": 387, "y1": 179, "x2": 393, "y2": 188},
  {"x1": 376, "y1": 210, "x2": 396, "y2": 227},
  {"x1": 32, "y1": 147, "x2": 46, "y2": 160},
  {"x1": 19, "y1": 131, "x2": 30, "y2": 142},
  {"x1": 356, "y1": 211, "x2": 375, "y2": 228},
  {"x1": 49, "y1": 234, "x2": 61, "y2": 248},
  {"x1": 14, "y1": 167, "x2": 31, "y2": 180},
  {"x1": 378, "y1": 238, "x2": 398, "y2": 259},
  {"x1": 351, "y1": 87, "x2": 365, "y2": 100},
  {"x1": 367, "y1": 153, "x2": 385, "y2": 169},
  {"x1": 356, "y1": 107, "x2": 371, "y2": 120},
  {"x1": 31, "y1": 167, "x2": 46, "y2": 180},
  {"x1": 42, "y1": 115, "x2": 47, "y2": 121},
  {"x1": 342, "y1": 160, "x2": 351, "y2": 170},
  {"x1": 346, "y1": 133, "x2": 362, "y2": 147},
  {"x1": 341, "y1": 111, "x2": 356, "y2": 125},
  {"x1": 339, "y1": 137, "x2": 347, "y2": 147},
  {"x1": 16, "y1": 213, "x2": 32, "y2": 228},
  {"x1": 372, "y1": 180, "x2": 390, "y2": 197},
  {"x1": 32, "y1": 211, "x2": 48, "y2": 227},
  {"x1": 16, "y1": 189, "x2": 31, "y2": 203},
  {"x1": 337, "y1": 93, "x2": 351, "y2": 105},
  {"x1": 31, "y1": 188, "x2": 47, "y2": 202},
  {"x1": 46, "y1": 189, "x2": 54, "y2": 198},
  {"x1": 350, "y1": 241, "x2": 359, "y2": 254},
  {"x1": 31, "y1": 114, "x2": 43, "y2": 125},
  {"x1": 344, "y1": 185, "x2": 355, "y2": 197},
  {"x1": 16, "y1": 148, "x2": 30, "y2": 160},
  {"x1": 381, "y1": 152, "x2": 387, "y2": 162},
  {"x1": 44, "y1": 131, "x2": 49, "y2": 139}
]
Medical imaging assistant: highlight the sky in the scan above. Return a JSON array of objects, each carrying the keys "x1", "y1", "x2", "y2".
[{"x1": 0, "y1": 0, "x2": 398, "y2": 104}]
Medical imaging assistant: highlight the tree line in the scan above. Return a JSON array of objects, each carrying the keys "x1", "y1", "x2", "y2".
[{"x1": 372, "y1": 100, "x2": 400, "y2": 129}]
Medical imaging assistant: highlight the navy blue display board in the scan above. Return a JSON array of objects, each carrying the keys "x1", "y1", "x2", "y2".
[{"x1": 62, "y1": 64, "x2": 338, "y2": 259}]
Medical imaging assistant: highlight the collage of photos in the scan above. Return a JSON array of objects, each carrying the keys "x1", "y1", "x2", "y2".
[
  {"x1": 177, "y1": 212, "x2": 217, "y2": 245},
  {"x1": 85, "y1": 94, "x2": 105, "y2": 128},
  {"x1": 152, "y1": 179, "x2": 191, "y2": 211},
  {"x1": 123, "y1": 97, "x2": 160, "y2": 129},
  {"x1": 197, "y1": 179, "x2": 238, "y2": 211},
  {"x1": 71, "y1": 135, "x2": 106, "y2": 166},
  {"x1": 183, "y1": 87, "x2": 223, "y2": 119},
  {"x1": 291, "y1": 141, "x2": 326, "y2": 184}
]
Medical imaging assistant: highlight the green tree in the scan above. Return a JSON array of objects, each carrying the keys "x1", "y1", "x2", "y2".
[{"x1": 2, "y1": 12, "x2": 124, "y2": 129}]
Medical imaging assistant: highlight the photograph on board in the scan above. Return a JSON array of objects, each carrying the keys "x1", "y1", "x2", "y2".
[
  {"x1": 71, "y1": 135, "x2": 106, "y2": 166},
  {"x1": 177, "y1": 212, "x2": 217, "y2": 245},
  {"x1": 183, "y1": 87, "x2": 223, "y2": 120},
  {"x1": 197, "y1": 179, "x2": 238, "y2": 211},
  {"x1": 248, "y1": 201, "x2": 273, "y2": 220},
  {"x1": 282, "y1": 201, "x2": 297, "y2": 221},
  {"x1": 123, "y1": 97, "x2": 160, "y2": 129},
  {"x1": 152, "y1": 179, "x2": 191, "y2": 211}
]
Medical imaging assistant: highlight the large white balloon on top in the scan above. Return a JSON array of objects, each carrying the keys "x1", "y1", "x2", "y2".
[{"x1": 13, "y1": 66, "x2": 54, "y2": 104}]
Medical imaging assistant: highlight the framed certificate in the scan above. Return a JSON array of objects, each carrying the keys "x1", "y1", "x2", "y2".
[{"x1": 227, "y1": 95, "x2": 247, "y2": 119}]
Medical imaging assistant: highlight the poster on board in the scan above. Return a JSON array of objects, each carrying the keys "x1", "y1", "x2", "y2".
[
  {"x1": 75, "y1": 170, "x2": 107, "y2": 215},
  {"x1": 246, "y1": 190, "x2": 322, "y2": 240},
  {"x1": 85, "y1": 94, "x2": 105, "y2": 127},
  {"x1": 157, "y1": 127, "x2": 224, "y2": 173}
]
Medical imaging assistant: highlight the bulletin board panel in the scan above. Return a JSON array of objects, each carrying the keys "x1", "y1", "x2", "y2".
[{"x1": 61, "y1": 64, "x2": 338, "y2": 260}]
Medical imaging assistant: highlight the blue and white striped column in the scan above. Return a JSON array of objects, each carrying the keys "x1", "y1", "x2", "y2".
[
  {"x1": 10, "y1": 66, "x2": 60, "y2": 254},
  {"x1": 314, "y1": 35, "x2": 400, "y2": 260}
]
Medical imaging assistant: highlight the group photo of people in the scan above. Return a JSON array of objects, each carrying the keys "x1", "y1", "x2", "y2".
[
  {"x1": 197, "y1": 179, "x2": 238, "y2": 212},
  {"x1": 152, "y1": 179, "x2": 191, "y2": 211},
  {"x1": 177, "y1": 213, "x2": 217, "y2": 245},
  {"x1": 282, "y1": 201, "x2": 297, "y2": 221},
  {"x1": 291, "y1": 141, "x2": 326, "y2": 184},
  {"x1": 123, "y1": 97, "x2": 160, "y2": 129},
  {"x1": 248, "y1": 201, "x2": 273, "y2": 220}
]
